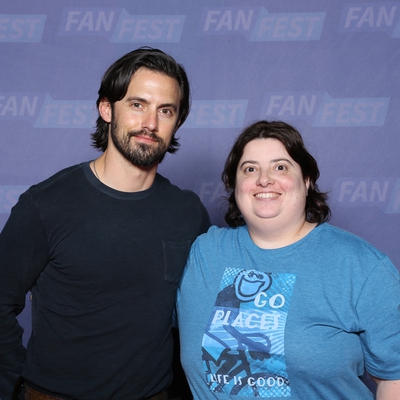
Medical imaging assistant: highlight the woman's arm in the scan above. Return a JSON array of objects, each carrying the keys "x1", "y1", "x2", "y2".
[{"x1": 371, "y1": 377, "x2": 400, "y2": 400}]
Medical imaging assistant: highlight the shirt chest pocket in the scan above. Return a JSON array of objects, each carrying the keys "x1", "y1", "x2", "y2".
[{"x1": 163, "y1": 240, "x2": 191, "y2": 284}]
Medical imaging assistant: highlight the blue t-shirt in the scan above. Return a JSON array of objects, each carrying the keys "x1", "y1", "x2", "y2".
[{"x1": 177, "y1": 223, "x2": 400, "y2": 399}]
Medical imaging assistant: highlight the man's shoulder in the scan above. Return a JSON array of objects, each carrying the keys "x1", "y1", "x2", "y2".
[
  {"x1": 28, "y1": 163, "x2": 86, "y2": 195},
  {"x1": 155, "y1": 174, "x2": 202, "y2": 204},
  {"x1": 154, "y1": 174, "x2": 210, "y2": 230},
  {"x1": 18, "y1": 163, "x2": 87, "y2": 209}
]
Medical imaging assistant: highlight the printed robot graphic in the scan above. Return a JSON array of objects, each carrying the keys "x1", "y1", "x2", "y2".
[{"x1": 201, "y1": 268, "x2": 296, "y2": 397}]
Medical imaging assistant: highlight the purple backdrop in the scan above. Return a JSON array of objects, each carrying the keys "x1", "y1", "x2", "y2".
[{"x1": 1, "y1": 0, "x2": 399, "y2": 395}]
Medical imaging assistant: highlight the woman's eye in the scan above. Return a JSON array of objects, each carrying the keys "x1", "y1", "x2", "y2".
[
  {"x1": 245, "y1": 166, "x2": 256, "y2": 173},
  {"x1": 276, "y1": 165, "x2": 287, "y2": 171}
]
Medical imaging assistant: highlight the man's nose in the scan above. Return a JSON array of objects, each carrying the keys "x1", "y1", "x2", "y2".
[{"x1": 141, "y1": 110, "x2": 158, "y2": 131}]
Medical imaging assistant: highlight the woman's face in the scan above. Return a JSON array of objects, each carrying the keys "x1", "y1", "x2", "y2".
[{"x1": 234, "y1": 138, "x2": 309, "y2": 229}]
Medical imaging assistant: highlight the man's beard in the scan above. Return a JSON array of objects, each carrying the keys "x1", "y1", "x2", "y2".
[{"x1": 110, "y1": 117, "x2": 169, "y2": 167}]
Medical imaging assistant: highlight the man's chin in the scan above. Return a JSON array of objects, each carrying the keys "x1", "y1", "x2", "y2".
[
  {"x1": 126, "y1": 152, "x2": 165, "y2": 168},
  {"x1": 134, "y1": 160, "x2": 159, "y2": 168}
]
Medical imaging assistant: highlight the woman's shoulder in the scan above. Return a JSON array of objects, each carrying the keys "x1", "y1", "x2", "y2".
[
  {"x1": 317, "y1": 223, "x2": 391, "y2": 265},
  {"x1": 192, "y1": 225, "x2": 244, "y2": 248}
]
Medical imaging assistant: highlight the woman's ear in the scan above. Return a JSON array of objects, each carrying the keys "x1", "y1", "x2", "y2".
[{"x1": 305, "y1": 178, "x2": 310, "y2": 192}]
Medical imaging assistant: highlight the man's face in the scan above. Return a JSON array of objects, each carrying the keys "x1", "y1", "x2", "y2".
[{"x1": 106, "y1": 68, "x2": 181, "y2": 167}]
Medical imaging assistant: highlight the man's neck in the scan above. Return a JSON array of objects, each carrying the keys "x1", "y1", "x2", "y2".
[{"x1": 91, "y1": 151, "x2": 158, "y2": 193}]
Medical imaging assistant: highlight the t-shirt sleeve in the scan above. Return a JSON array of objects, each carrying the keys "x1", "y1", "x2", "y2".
[
  {"x1": 183, "y1": 189, "x2": 211, "y2": 236},
  {"x1": 199, "y1": 203, "x2": 211, "y2": 235},
  {"x1": 0, "y1": 191, "x2": 49, "y2": 399},
  {"x1": 357, "y1": 256, "x2": 400, "y2": 380}
]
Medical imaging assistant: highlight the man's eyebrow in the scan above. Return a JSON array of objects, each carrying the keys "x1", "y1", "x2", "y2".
[
  {"x1": 159, "y1": 103, "x2": 178, "y2": 112},
  {"x1": 125, "y1": 96, "x2": 178, "y2": 111},
  {"x1": 126, "y1": 96, "x2": 149, "y2": 104}
]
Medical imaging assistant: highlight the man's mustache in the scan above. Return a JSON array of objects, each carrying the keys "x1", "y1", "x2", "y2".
[{"x1": 128, "y1": 130, "x2": 162, "y2": 143}]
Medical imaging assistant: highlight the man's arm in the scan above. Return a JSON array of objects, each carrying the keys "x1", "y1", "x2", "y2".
[{"x1": 0, "y1": 192, "x2": 49, "y2": 399}]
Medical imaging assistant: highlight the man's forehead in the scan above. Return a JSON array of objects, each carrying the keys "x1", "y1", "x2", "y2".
[{"x1": 126, "y1": 68, "x2": 181, "y2": 100}]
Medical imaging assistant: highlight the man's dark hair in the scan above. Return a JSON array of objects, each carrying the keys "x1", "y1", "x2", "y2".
[
  {"x1": 91, "y1": 47, "x2": 190, "y2": 152},
  {"x1": 222, "y1": 120, "x2": 331, "y2": 227}
]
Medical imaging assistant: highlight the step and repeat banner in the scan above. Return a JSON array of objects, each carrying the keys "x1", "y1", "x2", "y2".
[{"x1": 1, "y1": 0, "x2": 399, "y2": 384}]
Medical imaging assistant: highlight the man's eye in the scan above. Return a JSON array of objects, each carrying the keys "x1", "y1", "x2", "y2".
[{"x1": 161, "y1": 109, "x2": 172, "y2": 115}]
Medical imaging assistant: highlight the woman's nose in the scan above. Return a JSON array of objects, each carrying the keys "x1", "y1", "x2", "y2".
[{"x1": 257, "y1": 170, "x2": 273, "y2": 186}]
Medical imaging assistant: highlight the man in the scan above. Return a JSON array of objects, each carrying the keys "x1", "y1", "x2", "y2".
[{"x1": 0, "y1": 47, "x2": 210, "y2": 400}]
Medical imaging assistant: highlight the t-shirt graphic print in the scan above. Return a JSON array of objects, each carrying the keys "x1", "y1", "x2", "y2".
[{"x1": 201, "y1": 267, "x2": 296, "y2": 397}]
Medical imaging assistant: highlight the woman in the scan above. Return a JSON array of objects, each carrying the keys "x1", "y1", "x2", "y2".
[{"x1": 177, "y1": 121, "x2": 400, "y2": 399}]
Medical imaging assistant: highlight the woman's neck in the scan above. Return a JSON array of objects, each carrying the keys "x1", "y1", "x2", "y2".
[{"x1": 247, "y1": 219, "x2": 317, "y2": 249}]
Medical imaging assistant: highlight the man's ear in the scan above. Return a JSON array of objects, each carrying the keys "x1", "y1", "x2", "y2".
[
  {"x1": 174, "y1": 118, "x2": 182, "y2": 134},
  {"x1": 99, "y1": 99, "x2": 112, "y2": 123}
]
